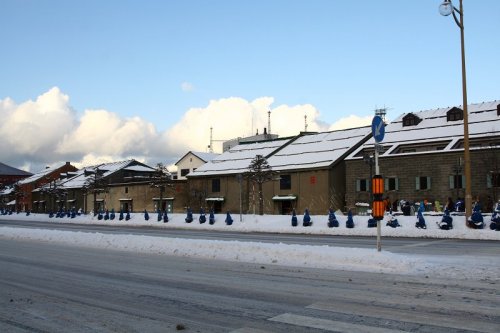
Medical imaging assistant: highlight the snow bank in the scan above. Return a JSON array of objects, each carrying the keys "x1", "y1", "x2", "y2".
[
  {"x1": 2, "y1": 211, "x2": 498, "y2": 240},
  {"x1": 1, "y1": 212, "x2": 499, "y2": 279},
  {"x1": 1, "y1": 226, "x2": 498, "y2": 280}
]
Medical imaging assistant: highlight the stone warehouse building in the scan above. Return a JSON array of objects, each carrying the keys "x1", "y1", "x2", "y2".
[
  {"x1": 187, "y1": 126, "x2": 372, "y2": 215},
  {"x1": 345, "y1": 101, "x2": 500, "y2": 212},
  {"x1": 32, "y1": 160, "x2": 189, "y2": 214}
]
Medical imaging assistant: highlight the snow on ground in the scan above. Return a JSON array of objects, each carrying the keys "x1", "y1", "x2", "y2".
[{"x1": 0, "y1": 212, "x2": 499, "y2": 280}]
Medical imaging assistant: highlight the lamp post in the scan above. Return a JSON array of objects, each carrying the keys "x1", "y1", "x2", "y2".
[
  {"x1": 363, "y1": 154, "x2": 375, "y2": 203},
  {"x1": 439, "y1": 0, "x2": 472, "y2": 224}
]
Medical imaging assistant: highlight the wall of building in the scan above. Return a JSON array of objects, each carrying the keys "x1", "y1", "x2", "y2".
[
  {"x1": 20, "y1": 162, "x2": 78, "y2": 212},
  {"x1": 176, "y1": 153, "x2": 207, "y2": 180},
  {"x1": 187, "y1": 166, "x2": 346, "y2": 216},
  {"x1": 345, "y1": 148, "x2": 500, "y2": 211}
]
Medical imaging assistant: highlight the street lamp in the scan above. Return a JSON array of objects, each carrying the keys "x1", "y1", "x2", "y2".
[{"x1": 439, "y1": 0, "x2": 472, "y2": 224}]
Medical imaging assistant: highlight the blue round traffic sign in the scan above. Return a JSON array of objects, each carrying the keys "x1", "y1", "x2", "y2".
[{"x1": 372, "y1": 116, "x2": 385, "y2": 143}]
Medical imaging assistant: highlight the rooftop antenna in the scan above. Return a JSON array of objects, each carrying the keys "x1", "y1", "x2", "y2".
[
  {"x1": 208, "y1": 126, "x2": 214, "y2": 153},
  {"x1": 304, "y1": 114, "x2": 308, "y2": 132},
  {"x1": 267, "y1": 110, "x2": 271, "y2": 135},
  {"x1": 374, "y1": 106, "x2": 389, "y2": 122}
]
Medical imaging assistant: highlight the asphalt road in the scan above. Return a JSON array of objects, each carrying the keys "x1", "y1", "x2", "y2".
[
  {"x1": 0, "y1": 217, "x2": 498, "y2": 256},
  {"x1": 0, "y1": 238, "x2": 499, "y2": 333}
]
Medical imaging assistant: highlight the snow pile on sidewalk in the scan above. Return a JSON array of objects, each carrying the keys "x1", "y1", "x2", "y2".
[
  {"x1": 2, "y1": 211, "x2": 499, "y2": 240},
  {"x1": 1, "y1": 226, "x2": 498, "y2": 280}
]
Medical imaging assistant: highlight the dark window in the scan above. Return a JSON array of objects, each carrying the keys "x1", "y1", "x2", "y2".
[
  {"x1": 386, "y1": 177, "x2": 399, "y2": 191},
  {"x1": 488, "y1": 173, "x2": 500, "y2": 188},
  {"x1": 416, "y1": 176, "x2": 431, "y2": 190},
  {"x1": 125, "y1": 187, "x2": 128, "y2": 194},
  {"x1": 402, "y1": 113, "x2": 422, "y2": 127},
  {"x1": 180, "y1": 169, "x2": 190, "y2": 177},
  {"x1": 447, "y1": 108, "x2": 463, "y2": 121},
  {"x1": 212, "y1": 178, "x2": 221, "y2": 192},
  {"x1": 450, "y1": 175, "x2": 464, "y2": 189},
  {"x1": 356, "y1": 179, "x2": 369, "y2": 192},
  {"x1": 280, "y1": 175, "x2": 291, "y2": 190}
]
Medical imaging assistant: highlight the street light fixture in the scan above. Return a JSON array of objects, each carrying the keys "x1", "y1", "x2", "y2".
[{"x1": 439, "y1": 0, "x2": 472, "y2": 224}]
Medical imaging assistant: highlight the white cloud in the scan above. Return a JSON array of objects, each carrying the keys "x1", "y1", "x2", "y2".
[
  {"x1": 181, "y1": 82, "x2": 194, "y2": 92},
  {"x1": 1, "y1": 87, "x2": 364, "y2": 172},
  {"x1": 328, "y1": 115, "x2": 372, "y2": 131},
  {"x1": 0, "y1": 87, "x2": 76, "y2": 167},
  {"x1": 162, "y1": 96, "x2": 329, "y2": 154}
]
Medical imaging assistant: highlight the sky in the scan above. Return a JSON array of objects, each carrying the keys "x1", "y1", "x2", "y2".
[
  {"x1": 1, "y1": 0, "x2": 499, "y2": 172},
  {"x1": 1, "y1": 211, "x2": 499, "y2": 280}
]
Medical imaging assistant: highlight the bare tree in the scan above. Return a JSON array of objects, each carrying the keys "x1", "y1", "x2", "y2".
[
  {"x1": 83, "y1": 165, "x2": 108, "y2": 214},
  {"x1": 245, "y1": 155, "x2": 277, "y2": 215},
  {"x1": 150, "y1": 163, "x2": 172, "y2": 212},
  {"x1": 39, "y1": 180, "x2": 67, "y2": 212}
]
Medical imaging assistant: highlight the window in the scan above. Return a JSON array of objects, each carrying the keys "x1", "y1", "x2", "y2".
[
  {"x1": 180, "y1": 169, "x2": 190, "y2": 177},
  {"x1": 487, "y1": 173, "x2": 500, "y2": 188},
  {"x1": 449, "y1": 175, "x2": 464, "y2": 189},
  {"x1": 356, "y1": 179, "x2": 370, "y2": 192},
  {"x1": 402, "y1": 113, "x2": 422, "y2": 127},
  {"x1": 446, "y1": 108, "x2": 463, "y2": 121},
  {"x1": 415, "y1": 176, "x2": 431, "y2": 190},
  {"x1": 125, "y1": 187, "x2": 128, "y2": 194},
  {"x1": 212, "y1": 178, "x2": 221, "y2": 192},
  {"x1": 280, "y1": 175, "x2": 291, "y2": 190},
  {"x1": 385, "y1": 177, "x2": 399, "y2": 191}
]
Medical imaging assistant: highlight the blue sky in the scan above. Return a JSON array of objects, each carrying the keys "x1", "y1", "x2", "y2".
[{"x1": 0, "y1": 0, "x2": 499, "y2": 170}]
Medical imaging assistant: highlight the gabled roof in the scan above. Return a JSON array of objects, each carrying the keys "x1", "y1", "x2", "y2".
[
  {"x1": 188, "y1": 127, "x2": 372, "y2": 177},
  {"x1": 268, "y1": 126, "x2": 372, "y2": 171},
  {"x1": 188, "y1": 137, "x2": 293, "y2": 176},
  {"x1": 0, "y1": 162, "x2": 32, "y2": 177},
  {"x1": 17, "y1": 163, "x2": 72, "y2": 185},
  {"x1": 347, "y1": 100, "x2": 500, "y2": 159},
  {"x1": 59, "y1": 159, "x2": 154, "y2": 189},
  {"x1": 174, "y1": 151, "x2": 220, "y2": 165}
]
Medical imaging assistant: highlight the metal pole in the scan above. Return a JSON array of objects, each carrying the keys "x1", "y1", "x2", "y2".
[
  {"x1": 239, "y1": 174, "x2": 242, "y2": 222},
  {"x1": 375, "y1": 148, "x2": 381, "y2": 252},
  {"x1": 458, "y1": 0, "x2": 472, "y2": 225}
]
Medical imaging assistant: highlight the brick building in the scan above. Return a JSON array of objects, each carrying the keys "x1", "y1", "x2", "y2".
[
  {"x1": 17, "y1": 162, "x2": 78, "y2": 212},
  {"x1": 345, "y1": 101, "x2": 500, "y2": 213},
  {"x1": 188, "y1": 127, "x2": 371, "y2": 215},
  {"x1": 32, "y1": 160, "x2": 188, "y2": 214}
]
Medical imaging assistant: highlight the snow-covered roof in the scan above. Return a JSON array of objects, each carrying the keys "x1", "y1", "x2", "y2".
[
  {"x1": 268, "y1": 127, "x2": 372, "y2": 171},
  {"x1": 189, "y1": 127, "x2": 372, "y2": 177},
  {"x1": 347, "y1": 100, "x2": 500, "y2": 159},
  {"x1": 0, "y1": 187, "x2": 14, "y2": 195},
  {"x1": 123, "y1": 165, "x2": 156, "y2": 172},
  {"x1": 189, "y1": 138, "x2": 293, "y2": 177},
  {"x1": 59, "y1": 160, "x2": 153, "y2": 189},
  {"x1": 191, "y1": 152, "x2": 219, "y2": 163},
  {"x1": 17, "y1": 163, "x2": 71, "y2": 185}
]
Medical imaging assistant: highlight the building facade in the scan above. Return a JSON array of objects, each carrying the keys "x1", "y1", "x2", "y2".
[
  {"x1": 188, "y1": 127, "x2": 371, "y2": 215},
  {"x1": 345, "y1": 101, "x2": 500, "y2": 213}
]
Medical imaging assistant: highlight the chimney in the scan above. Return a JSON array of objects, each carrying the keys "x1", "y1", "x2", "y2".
[{"x1": 263, "y1": 127, "x2": 267, "y2": 135}]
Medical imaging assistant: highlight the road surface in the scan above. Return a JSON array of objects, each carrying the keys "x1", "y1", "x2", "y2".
[
  {"x1": 1, "y1": 218, "x2": 498, "y2": 256},
  {"x1": 0, "y1": 236, "x2": 498, "y2": 332}
]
